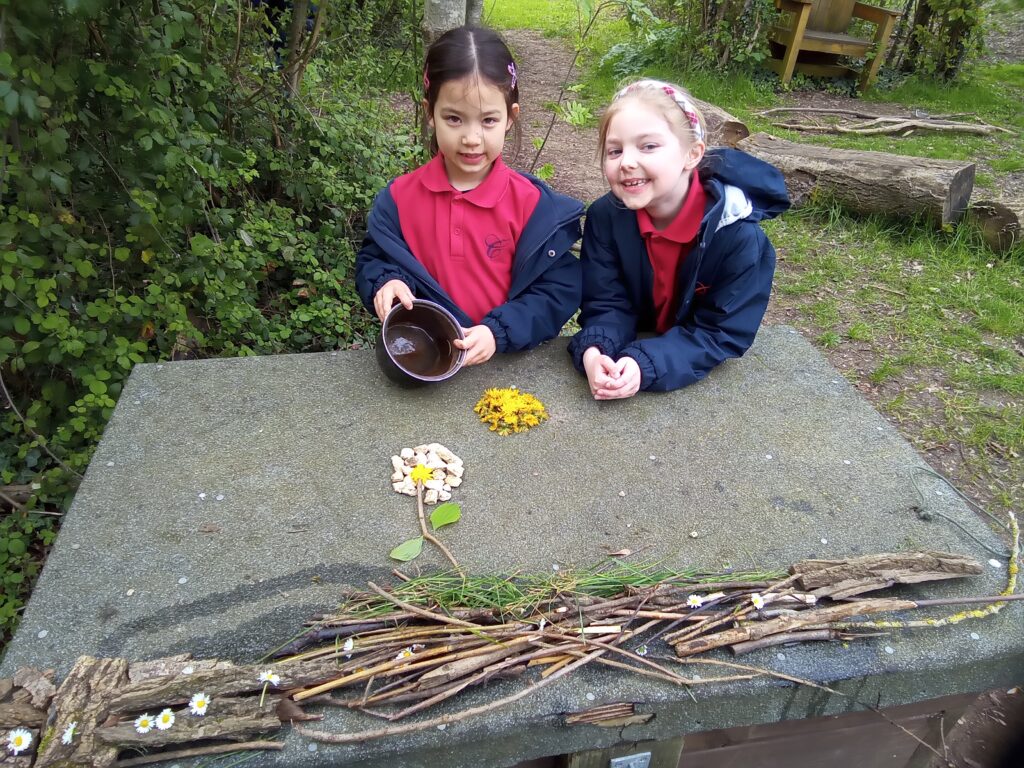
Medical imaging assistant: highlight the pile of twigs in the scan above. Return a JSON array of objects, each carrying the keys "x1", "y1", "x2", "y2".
[
  {"x1": 758, "y1": 107, "x2": 1016, "y2": 137},
  {"x1": 272, "y1": 544, "x2": 1019, "y2": 744}
]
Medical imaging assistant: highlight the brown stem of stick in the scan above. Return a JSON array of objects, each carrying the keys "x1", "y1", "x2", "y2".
[
  {"x1": 730, "y1": 629, "x2": 839, "y2": 655},
  {"x1": 416, "y1": 483, "x2": 463, "y2": 575},
  {"x1": 294, "y1": 643, "x2": 609, "y2": 744}
]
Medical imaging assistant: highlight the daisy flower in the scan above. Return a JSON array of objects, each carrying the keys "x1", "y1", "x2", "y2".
[
  {"x1": 409, "y1": 464, "x2": 433, "y2": 485},
  {"x1": 395, "y1": 647, "x2": 414, "y2": 661},
  {"x1": 538, "y1": 618, "x2": 546, "y2": 631},
  {"x1": 61, "y1": 721, "x2": 77, "y2": 745},
  {"x1": 156, "y1": 708, "x2": 175, "y2": 730},
  {"x1": 7, "y1": 728, "x2": 32, "y2": 755},
  {"x1": 257, "y1": 670, "x2": 280, "y2": 686},
  {"x1": 751, "y1": 593, "x2": 765, "y2": 610},
  {"x1": 342, "y1": 637, "x2": 354, "y2": 658},
  {"x1": 134, "y1": 713, "x2": 155, "y2": 734},
  {"x1": 636, "y1": 645, "x2": 648, "y2": 657},
  {"x1": 686, "y1": 594, "x2": 704, "y2": 609},
  {"x1": 188, "y1": 693, "x2": 210, "y2": 716}
]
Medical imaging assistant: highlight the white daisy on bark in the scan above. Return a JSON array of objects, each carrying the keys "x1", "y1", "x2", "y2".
[
  {"x1": 134, "y1": 714, "x2": 155, "y2": 734},
  {"x1": 156, "y1": 708, "x2": 175, "y2": 730},
  {"x1": 61, "y1": 721, "x2": 78, "y2": 745},
  {"x1": 189, "y1": 692, "x2": 210, "y2": 716},
  {"x1": 7, "y1": 728, "x2": 32, "y2": 755}
]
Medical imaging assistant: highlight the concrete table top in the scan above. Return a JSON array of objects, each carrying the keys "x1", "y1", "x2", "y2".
[{"x1": 2, "y1": 327, "x2": 1019, "y2": 767}]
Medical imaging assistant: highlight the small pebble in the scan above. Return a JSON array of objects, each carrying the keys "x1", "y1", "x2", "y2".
[
  {"x1": 689, "y1": 531, "x2": 699, "y2": 539},
  {"x1": 626, "y1": 522, "x2": 632, "y2": 528},
  {"x1": 884, "y1": 645, "x2": 895, "y2": 655},
  {"x1": 585, "y1": 693, "x2": 595, "y2": 701},
  {"x1": 776, "y1": 652, "x2": 786, "y2": 661},
  {"x1": 215, "y1": 494, "x2": 225, "y2": 501},
  {"x1": 551, "y1": 564, "x2": 559, "y2": 571},
  {"x1": 37, "y1": 629, "x2": 48, "y2": 639},
  {"x1": 820, "y1": 538, "x2": 828, "y2": 545},
  {"x1": 843, "y1": 460, "x2": 851, "y2": 465},
  {"x1": 106, "y1": 461, "x2": 114, "y2": 467},
  {"x1": 181, "y1": 666, "x2": 194, "y2": 675},
  {"x1": 307, "y1": 743, "x2": 317, "y2": 752},
  {"x1": 134, "y1": 400, "x2": 141, "y2": 405},
  {"x1": 649, "y1": 455, "x2": 657, "y2": 461},
  {"x1": 156, "y1": 364, "x2": 163, "y2": 369},
  {"x1": 618, "y1": 491, "x2": 626, "y2": 497},
  {"x1": 692, "y1": 673, "x2": 702, "y2": 681},
  {"x1": 437, "y1": 724, "x2": 447, "y2": 731},
  {"x1": 989, "y1": 559, "x2": 1002, "y2": 569},
  {"x1": 177, "y1": 577, "x2": 188, "y2": 585},
  {"x1": 970, "y1": 632, "x2": 980, "y2": 641},
  {"x1": 876, "y1": 426, "x2": 884, "y2": 431},
  {"x1": 935, "y1": 491, "x2": 944, "y2": 496},
  {"x1": 198, "y1": 493, "x2": 206, "y2": 500},
  {"x1": 765, "y1": 454, "x2": 773, "y2": 460},
  {"x1": 126, "y1": 589, "x2": 135, "y2": 596},
  {"x1": 71, "y1": 543, "x2": 80, "y2": 550},
  {"x1": 532, "y1": 472, "x2": 539, "y2": 477}
]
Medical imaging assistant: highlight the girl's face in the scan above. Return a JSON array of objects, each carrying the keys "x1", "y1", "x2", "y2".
[
  {"x1": 602, "y1": 100, "x2": 704, "y2": 227},
  {"x1": 426, "y1": 76, "x2": 519, "y2": 191}
]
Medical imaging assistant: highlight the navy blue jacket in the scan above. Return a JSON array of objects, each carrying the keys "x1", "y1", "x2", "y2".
[
  {"x1": 355, "y1": 173, "x2": 584, "y2": 353},
  {"x1": 568, "y1": 148, "x2": 790, "y2": 391}
]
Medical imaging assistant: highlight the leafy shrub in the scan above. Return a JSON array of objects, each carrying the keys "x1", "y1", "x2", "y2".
[{"x1": 0, "y1": 0, "x2": 421, "y2": 646}]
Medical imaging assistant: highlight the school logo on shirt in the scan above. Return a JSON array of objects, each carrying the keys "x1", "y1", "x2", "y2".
[{"x1": 485, "y1": 234, "x2": 511, "y2": 260}]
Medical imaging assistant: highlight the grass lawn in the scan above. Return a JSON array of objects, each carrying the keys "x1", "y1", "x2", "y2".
[{"x1": 486, "y1": 0, "x2": 1024, "y2": 520}]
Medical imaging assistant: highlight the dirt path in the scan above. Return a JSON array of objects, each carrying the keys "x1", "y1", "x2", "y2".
[{"x1": 502, "y1": 29, "x2": 606, "y2": 203}]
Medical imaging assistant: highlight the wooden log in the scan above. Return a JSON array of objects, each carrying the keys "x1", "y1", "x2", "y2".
[
  {"x1": 971, "y1": 198, "x2": 1024, "y2": 254},
  {"x1": 791, "y1": 551, "x2": 983, "y2": 599},
  {"x1": 692, "y1": 98, "x2": 750, "y2": 148},
  {"x1": 36, "y1": 656, "x2": 128, "y2": 768},
  {"x1": 737, "y1": 132, "x2": 975, "y2": 226}
]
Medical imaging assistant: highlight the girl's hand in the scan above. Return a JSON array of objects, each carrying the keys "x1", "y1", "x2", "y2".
[
  {"x1": 592, "y1": 356, "x2": 641, "y2": 400},
  {"x1": 454, "y1": 325, "x2": 496, "y2": 366},
  {"x1": 582, "y1": 347, "x2": 619, "y2": 398},
  {"x1": 373, "y1": 280, "x2": 414, "y2": 322}
]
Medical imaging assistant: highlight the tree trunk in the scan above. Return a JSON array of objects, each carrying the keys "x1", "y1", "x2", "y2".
[
  {"x1": 902, "y1": 0, "x2": 934, "y2": 72},
  {"x1": 466, "y1": 0, "x2": 484, "y2": 25},
  {"x1": 283, "y1": 0, "x2": 311, "y2": 97},
  {"x1": 423, "y1": 0, "x2": 467, "y2": 44},
  {"x1": 737, "y1": 132, "x2": 975, "y2": 226},
  {"x1": 971, "y1": 198, "x2": 1024, "y2": 254},
  {"x1": 691, "y1": 97, "x2": 749, "y2": 148}
]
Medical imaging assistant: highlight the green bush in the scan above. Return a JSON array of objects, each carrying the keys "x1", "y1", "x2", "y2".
[{"x1": 0, "y1": 0, "x2": 422, "y2": 647}]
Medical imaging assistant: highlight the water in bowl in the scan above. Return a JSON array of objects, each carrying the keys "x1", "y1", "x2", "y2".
[{"x1": 386, "y1": 323, "x2": 449, "y2": 377}]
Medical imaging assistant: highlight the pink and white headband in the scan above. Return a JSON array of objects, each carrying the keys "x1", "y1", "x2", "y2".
[{"x1": 615, "y1": 80, "x2": 704, "y2": 142}]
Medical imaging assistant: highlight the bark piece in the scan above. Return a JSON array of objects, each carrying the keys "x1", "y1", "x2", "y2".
[
  {"x1": 564, "y1": 702, "x2": 653, "y2": 727},
  {"x1": 672, "y1": 598, "x2": 917, "y2": 657},
  {"x1": 35, "y1": 656, "x2": 129, "y2": 768},
  {"x1": 12, "y1": 667, "x2": 56, "y2": 709},
  {"x1": 94, "y1": 697, "x2": 282, "y2": 748},
  {"x1": 971, "y1": 198, "x2": 1024, "y2": 254},
  {"x1": 737, "y1": 132, "x2": 975, "y2": 226},
  {"x1": 791, "y1": 551, "x2": 983, "y2": 598}
]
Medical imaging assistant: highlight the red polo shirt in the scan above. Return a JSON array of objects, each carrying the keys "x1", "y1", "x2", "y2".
[
  {"x1": 637, "y1": 171, "x2": 706, "y2": 333},
  {"x1": 390, "y1": 154, "x2": 541, "y2": 324}
]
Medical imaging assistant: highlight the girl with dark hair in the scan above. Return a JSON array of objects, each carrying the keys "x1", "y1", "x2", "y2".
[
  {"x1": 356, "y1": 26, "x2": 584, "y2": 366},
  {"x1": 568, "y1": 79, "x2": 790, "y2": 397}
]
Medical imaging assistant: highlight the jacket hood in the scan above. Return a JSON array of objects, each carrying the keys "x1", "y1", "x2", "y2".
[{"x1": 702, "y1": 148, "x2": 790, "y2": 223}]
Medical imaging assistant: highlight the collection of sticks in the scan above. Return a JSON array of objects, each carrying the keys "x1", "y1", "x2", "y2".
[
  {"x1": 758, "y1": 107, "x2": 1015, "y2": 137},
  {"x1": 271, "y1": 549, "x2": 1015, "y2": 744}
]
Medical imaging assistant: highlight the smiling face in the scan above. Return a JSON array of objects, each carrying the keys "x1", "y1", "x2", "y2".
[
  {"x1": 426, "y1": 76, "x2": 519, "y2": 191},
  {"x1": 601, "y1": 98, "x2": 705, "y2": 227}
]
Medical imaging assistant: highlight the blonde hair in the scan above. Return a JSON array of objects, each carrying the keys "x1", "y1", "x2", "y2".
[{"x1": 597, "y1": 79, "x2": 707, "y2": 160}]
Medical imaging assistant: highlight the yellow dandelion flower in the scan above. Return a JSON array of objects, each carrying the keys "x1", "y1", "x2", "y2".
[
  {"x1": 409, "y1": 464, "x2": 433, "y2": 485},
  {"x1": 473, "y1": 388, "x2": 549, "y2": 436}
]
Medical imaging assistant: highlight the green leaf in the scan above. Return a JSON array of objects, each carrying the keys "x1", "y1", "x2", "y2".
[
  {"x1": 430, "y1": 502, "x2": 461, "y2": 531},
  {"x1": 389, "y1": 536, "x2": 423, "y2": 562},
  {"x1": 13, "y1": 317, "x2": 30, "y2": 335}
]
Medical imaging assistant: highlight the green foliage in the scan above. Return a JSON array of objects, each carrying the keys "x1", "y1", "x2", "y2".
[
  {"x1": 389, "y1": 536, "x2": 424, "y2": 562},
  {"x1": 430, "y1": 502, "x2": 461, "y2": 530},
  {"x1": 556, "y1": 99, "x2": 594, "y2": 127},
  {"x1": 0, "y1": 0, "x2": 420, "y2": 645}
]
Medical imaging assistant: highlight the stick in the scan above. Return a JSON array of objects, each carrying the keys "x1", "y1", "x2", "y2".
[
  {"x1": 115, "y1": 741, "x2": 284, "y2": 767},
  {"x1": 730, "y1": 629, "x2": 839, "y2": 655},
  {"x1": 294, "y1": 643, "x2": 609, "y2": 744},
  {"x1": 364, "y1": 582, "x2": 482, "y2": 630},
  {"x1": 668, "y1": 657, "x2": 844, "y2": 696},
  {"x1": 416, "y1": 484, "x2": 463, "y2": 575}
]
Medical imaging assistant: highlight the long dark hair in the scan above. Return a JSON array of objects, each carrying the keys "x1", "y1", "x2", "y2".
[{"x1": 422, "y1": 26, "x2": 522, "y2": 157}]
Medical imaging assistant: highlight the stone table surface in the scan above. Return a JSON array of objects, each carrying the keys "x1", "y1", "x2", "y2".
[{"x1": 2, "y1": 327, "x2": 1020, "y2": 767}]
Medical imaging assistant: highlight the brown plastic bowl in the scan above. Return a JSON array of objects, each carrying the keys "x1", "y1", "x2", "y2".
[{"x1": 375, "y1": 300, "x2": 466, "y2": 387}]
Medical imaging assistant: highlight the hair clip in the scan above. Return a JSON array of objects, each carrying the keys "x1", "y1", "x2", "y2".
[
  {"x1": 423, "y1": 68, "x2": 430, "y2": 92},
  {"x1": 507, "y1": 61, "x2": 517, "y2": 90}
]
